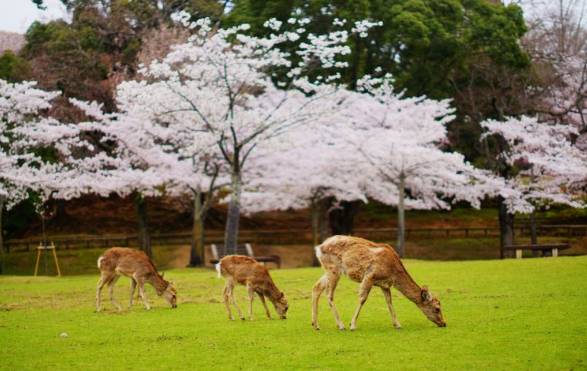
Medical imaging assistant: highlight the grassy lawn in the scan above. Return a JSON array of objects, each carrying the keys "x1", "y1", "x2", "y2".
[{"x1": 1, "y1": 257, "x2": 586, "y2": 370}]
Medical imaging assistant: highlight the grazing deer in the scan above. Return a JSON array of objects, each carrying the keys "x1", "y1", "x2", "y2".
[
  {"x1": 96, "y1": 247, "x2": 177, "y2": 311},
  {"x1": 312, "y1": 235, "x2": 446, "y2": 330},
  {"x1": 216, "y1": 255, "x2": 288, "y2": 320}
]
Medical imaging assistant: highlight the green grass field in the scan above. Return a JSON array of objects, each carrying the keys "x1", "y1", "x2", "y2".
[{"x1": 1, "y1": 257, "x2": 586, "y2": 370}]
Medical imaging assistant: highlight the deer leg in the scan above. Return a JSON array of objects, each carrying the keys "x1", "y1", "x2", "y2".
[
  {"x1": 95, "y1": 274, "x2": 109, "y2": 312},
  {"x1": 257, "y1": 292, "x2": 272, "y2": 319},
  {"x1": 224, "y1": 279, "x2": 244, "y2": 320},
  {"x1": 349, "y1": 276, "x2": 374, "y2": 331},
  {"x1": 223, "y1": 282, "x2": 234, "y2": 320},
  {"x1": 311, "y1": 274, "x2": 328, "y2": 330},
  {"x1": 326, "y1": 272, "x2": 345, "y2": 330},
  {"x1": 138, "y1": 279, "x2": 151, "y2": 310},
  {"x1": 247, "y1": 283, "x2": 255, "y2": 320},
  {"x1": 381, "y1": 287, "x2": 401, "y2": 329},
  {"x1": 229, "y1": 283, "x2": 245, "y2": 320},
  {"x1": 129, "y1": 278, "x2": 137, "y2": 308},
  {"x1": 108, "y1": 275, "x2": 122, "y2": 311}
]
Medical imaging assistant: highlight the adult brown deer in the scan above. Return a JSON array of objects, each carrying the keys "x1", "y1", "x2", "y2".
[
  {"x1": 312, "y1": 235, "x2": 446, "y2": 330},
  {"x1": 216, "y1": 255, "x2": 288, "y2": 320},
  {"x1": 96, "y1": 247, "x2": 177, "y2": 311}
]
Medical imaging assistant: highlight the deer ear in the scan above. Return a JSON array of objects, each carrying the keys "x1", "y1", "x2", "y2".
[{"x1": 421, "y1": 286, "x2": 432, "y2": 302}]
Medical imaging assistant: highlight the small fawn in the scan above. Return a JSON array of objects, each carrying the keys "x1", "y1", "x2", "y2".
[
  {"x1": 216, "y1": 255, "x2": 288, "y2": 320},
  {"x1": 96, "y1": 247, "x2": 177, "y2": 311},
  {"x1": 312, "y1": 235, "x2": 446, "y2": 330}
]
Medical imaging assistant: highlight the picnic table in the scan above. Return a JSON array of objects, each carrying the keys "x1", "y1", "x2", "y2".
[
  {"x1": 502, "y1": 243, "x2": 570, "y2": 259},
  {"x1": 209, "y1": 243, "x2": 281, "y2": 268}
]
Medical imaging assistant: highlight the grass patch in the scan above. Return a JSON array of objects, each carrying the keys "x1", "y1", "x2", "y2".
[
  {"x1": 406, "y1": 236, "x2": 587, "y2": 260},
  {"x1": 1, "y1": 257, "x2": 586, "y2": 370}
]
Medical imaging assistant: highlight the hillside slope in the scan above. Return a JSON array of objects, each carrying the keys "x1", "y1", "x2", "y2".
[{"x1": 0, "y1": 31, "x2": 24, "y2": 53}]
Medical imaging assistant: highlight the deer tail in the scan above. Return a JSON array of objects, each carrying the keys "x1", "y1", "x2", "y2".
[
  {"x1": 215, "y1": 262, "x2": 222, "y2": 278},
  {"x1": 97, "y1": 256, "x2": 104, "y2": 269},
  {"x1": 314, "y1": 244, "x2": 323, "y2": 261}
]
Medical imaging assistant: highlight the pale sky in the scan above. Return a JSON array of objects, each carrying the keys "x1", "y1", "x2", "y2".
[{"x1": 0, "y1": 0, "x2": 68, "y2": 33}]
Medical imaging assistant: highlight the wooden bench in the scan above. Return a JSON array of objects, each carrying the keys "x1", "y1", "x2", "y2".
[
  {"x1": 503, "y1": 243, "x2": 571, "y2": 259},
  {"x1": 209, "y1": 243, "x2": 281, "y2": 268}
]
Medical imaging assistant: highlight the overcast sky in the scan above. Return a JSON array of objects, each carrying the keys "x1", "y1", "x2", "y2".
[
  {"x1": 0, "y1": 0, "x2": 67, "y2": 33},
  {"x1": 0, "y1": 0, "x2": 585, "y2": 34}
]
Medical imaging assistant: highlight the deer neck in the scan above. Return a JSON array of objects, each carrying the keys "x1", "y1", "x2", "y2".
[
  {"x1": 394, "y1": 270, "x2": 424, "y2": 306},
  {"x1": 264, "y1": 280, "x2": 281, "y2": 302},
  {"x1": 149, "y1": 274, "x2": 168, "y2": 295}
]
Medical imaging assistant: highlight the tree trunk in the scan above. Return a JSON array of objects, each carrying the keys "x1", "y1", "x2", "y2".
[
  {"x1": 528, "y1": 169, "x2": 539, "y2": 255},
  {"x1": 498, "y1": 197, "x2": 515, "y2": 259},
  {"x1": 134, "y1": 194, "x2": 152, "y2": 258},
  {"x1": 189, "y1": 192, "x2": 206, "y2": 267},
  {"x1": 318, "y1": 198, "x2": 331, "y2": 243},
  {"x1": 529, "y1": 212, "x2": 537, "y2": 244},
  {"x1": 329, "y1": 200, "x2": 361, "y2": 235},
  {"x1": 224, "y1": 171, "x2": 241, "y2": 255},
  {"x1": 396, "y1": 174, "x2": 406, "y2": 258},
  {"x1": 0, "y1": 196, "x2": 4, "y2": 274},
  {"x1": 311, "y1": 198, "x2": 331, "y2": 267},
  {"x1": 311, "y1": 201, "x2": 320, "y2": 247},
  {"x1": 530, "y1": 211, "x2": 540, "y2": 256},
  {"x1": 311, "y1": 203, "x2": 319, "y2": 266}
]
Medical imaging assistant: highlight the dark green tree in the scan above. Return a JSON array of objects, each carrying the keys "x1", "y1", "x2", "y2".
[{"x1": 0, "y1": 51, "x2": 31, "y2": 82}]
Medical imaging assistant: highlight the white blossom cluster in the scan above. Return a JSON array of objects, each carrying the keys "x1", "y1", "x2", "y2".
[
  {"x1": 482, "y1": 115, "x2": 587, "y2": 212},
  {"x1": 241, "y1": 76, "x2": 510, "y2": 214},
  {"x1": 0, "y1": 80, "x2": 62, "y2": 209},
  {"x1": 1, "y1": 17, "x2": 584, "y2": 222}
]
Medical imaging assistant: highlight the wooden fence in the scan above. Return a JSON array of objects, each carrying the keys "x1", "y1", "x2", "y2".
[{"x1": 4, "y1": 224, "x2": 586, "y2": 252}]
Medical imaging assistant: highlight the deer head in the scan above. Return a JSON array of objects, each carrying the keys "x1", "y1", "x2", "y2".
[
  {"x1": 160, "y1": 280, "x2": 177, "y2": 308},
  {"x1": 419, "y1": 286, "x2": 446, "y2": 327},
  {"x1": 271, "y1": 291, "x2": 289, "y2": 319}
]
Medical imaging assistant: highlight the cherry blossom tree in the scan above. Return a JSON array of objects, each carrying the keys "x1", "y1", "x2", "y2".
[
  {"x1": 113, "y1": 16, "x2": 376, "y2": 253},
  {"x1": 542, "y1": 56, "x2": 587, "y2": 130},
  {"x1": 522, "y1": 0, "x2": 587, "y2": 189},
  {"x1": 242, "y1": 76, "x2": 507, "y2": 257},
  {"x1": 105, "y1": 89, "x2": 229, "y2": 265},
  {"x1": 0, "y1": 79, "x2": 62, "y2": 272},
  {"x1": 340, "y1": 78, "x2": 506, "y2": 257},
  {"x1": 19, "y1": 97, "x2": 174, "y2": 258},
  {"x1": 481, "y1": 115, "x2": 587, "y2": 247},
  {"x1": 26, "y1": 86, "x2": 229, "y2": 263}
]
